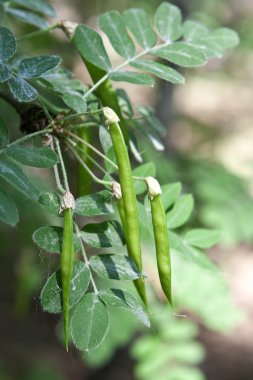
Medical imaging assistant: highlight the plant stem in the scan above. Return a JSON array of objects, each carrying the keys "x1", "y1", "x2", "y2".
[
  {"x1": 74, "y1": 223, "x2": 98, "y2": 294},
  {"x1": 17, "y1": 23, "x2": 60, "y2": 42},
  {"x1": 68, "y1": 143, "x2": 113, "y2": 187},
  {"x1": 7, "y1": 128, "x2": 53, "y2": 147},
  {"x1": 54, "y1": 137, "x2": 69, "y2": 191},
  {"x1": 66, "y1": 131, "x2": 118, "y2": 169},
  {"x1": 50, "y1": 139, "x2": 65, "y2": 194}
]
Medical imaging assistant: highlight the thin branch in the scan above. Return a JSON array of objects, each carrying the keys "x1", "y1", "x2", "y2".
[
  {"x1": 68, "y1": 143, "x2": 113, "y2": 187},
  {"x1": 66, "y1": 130, "x2": 118, "y2": 169},
  {"x1": 17, "y1": 23, "x2": 60, "y2": 42},
  {"x1": 54, "y1": 137, "x2": 69, "y2": 191},
  {"x1": 74, "y1": 222, "x2": 98, "y2": 294},
  {"x1": 6, "y1": 128, "x2": 53, "y2": 148}
]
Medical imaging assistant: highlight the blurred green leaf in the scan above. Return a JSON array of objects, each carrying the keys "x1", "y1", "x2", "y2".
[
  {"x1": 6, "y1": 145, "x2": 58, "y2": 167},
  {"x1": 155, "y1": 2, "x2": 182, "y2": 42},
  {"x1": 99, "y1": 10, "x2": 135, "y2": 59},
  {"x1": 154, "y1": 42, "x2": 207, "y2": 67},
  {"x1": 124, "y1": 8, "x2": 157, "y2": 49},
  {"x1": 0, "y1": 188, "x2": 19, "y2": 226},
  {"x1": 0, "y1": 158, "x2": 39, "y2": 200},
  {"x1": 161, "y1": 182, "x2": 182, "y2": 211},
  {"x1": 183, "y1": 20, "x2": 209, "y2": 40},
  {"x1": 81, "y1": 221, "x2": 124, "y2": 248},
  {"x1": 131, "y1": 60, "x2": 185, "y2": 85},
  {"x1": 132, "y1": 162, "x2": 156, "y2": 195},
  {"x1": 6, "y1": 8, "x2": 49, "y2": 29},
  {"x1": 41, "y1": 261, "x2": 90, "y2": 313},
  {"x1": 12, "y1": 0, "x2": 56, "y2": 17},
  {"x1": 62, "y1": 91, "x2": 87, "y2": 113},
  {"x1": 184, "y1": 229, "x2": 221, "y2": 249},
  {"x1": 167, "y1": 194, "x2": 194, "y2": 229},
  {"x1": 110, "y1": 71, "x2": 154, "y2": 86},
  {"x1": 89, "y1": 254, "x2": 141, "y2": 280},
  {"x1": 71, "y1": 292, "x2": 109, "y2": 351}
]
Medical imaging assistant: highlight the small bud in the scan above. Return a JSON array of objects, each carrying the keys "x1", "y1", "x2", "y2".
[
  {"x1": 60, "y1": 20, "x2": 78, "y2": 39},
  {"x1": 112, "y1": 182, "x2": 122, "y2": 200},
  {"x1": 102, "y1": 107, "x2": 120, "y2": 126},
  {"x1": 145, "y1": 177, "x2": 162, "y2": 199},
  {"x1": 60, "y1": 191, "x2": 75, "y2": 213}
]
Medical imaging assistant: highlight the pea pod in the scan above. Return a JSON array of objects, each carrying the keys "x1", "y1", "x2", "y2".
[
  {"x1": 106, "y1": 109, "x2": 147, "y2": 306},
  {"x1": 146, "y1": 177, "x2": 172, "y2": 305},
  {"x1": 60, "y1": 191, "x2": 75, "y2": 351}
]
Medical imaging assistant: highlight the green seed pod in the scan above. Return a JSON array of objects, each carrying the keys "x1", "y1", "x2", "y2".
[
  {"x1": 146, "y1": 177, "x2": 172, "y2": 305},
  {"x1": 107, "y1": 114, "x2": 147, "y2": 307},
  {"x1": 60, "y1": 191, "x2": 75, "y2": 351}
]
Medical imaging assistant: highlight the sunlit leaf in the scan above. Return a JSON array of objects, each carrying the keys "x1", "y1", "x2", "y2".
[
  {"x1": 89, "y1": 254, "x2": 141, "y2": 280},
  {"x1": 81, "y1": 221, "x2": 124, "y2": 248}
]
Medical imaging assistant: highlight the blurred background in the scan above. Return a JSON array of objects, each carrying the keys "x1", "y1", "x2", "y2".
[{"x1": 1, "y1": 0, "x2": 253, "y2": 379}]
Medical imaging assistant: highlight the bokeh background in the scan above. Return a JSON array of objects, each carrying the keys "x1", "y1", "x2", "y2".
[{"x1": 1, "y1": 0, "x2": 253, "y2": 379}]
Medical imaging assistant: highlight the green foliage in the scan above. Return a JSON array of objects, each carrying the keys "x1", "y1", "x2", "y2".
[{"x1": 0, "y1": 1, "x2": 242, "y2": 374}]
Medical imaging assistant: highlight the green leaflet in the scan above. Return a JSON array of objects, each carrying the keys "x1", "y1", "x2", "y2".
[
  {"x1": 167, "y1": 194, "x2": 194, "y2": 229},
  {"x1": 0, "y1": 158, "x2": 39, "y2": 200},
  {"x1": 99, "y1": 10, "x2": 135, "y2": 59},
  {"x1": 109, "y1": 71, "x2": 154, "y2": 86},
  {"x1": 0, "y1": 27, "x2": 16, "y2": 62},
  {"x1": 0, "y1": 188, "x2": 19, "y2": 226},
  {"x1": 89, "y1": 254, "x2": 141, "y2": 280},
  {"x1": 73, "y1": 24, "x2": 111, "y2": 71},
  {"x1": 71, "y1": 292, "x2": 110, "y2": 351},
  {"x1": 184, "y1": 229, "x2": 221, "y2": 249},
  {"x1": 153, "y1": 42, "x2": 207, "y2": 67},
  {"x1": 18, "y1": 55, "x2": 61, "y2": 78},
  {"x1": 123, "y1": 8, "x2": 157, "y2": 49},
  {"x1": 5, "y1": 145, "x2": 58, "y2": 168},
  {"x1": 154, "y1": 2, "x2": 182, "y2": 42},
  {"x1": 8, "y1": 76, "x2": 38, "y2": 102},
  {"x1": 6, "y1": 8, "x2": 49, "y2": 29},
  {"x1": 0, "y1": 62, "x2": 12, "y2": 83},
  {"x1": 40, "y1": 261, "x2": 90, "y2": 313},
  {"x1": 130, "y1": 60, "x2": 185, "y2": 85},
  {"x1": 81, "y1": 221, "x2": 125, "y2": 248}
]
